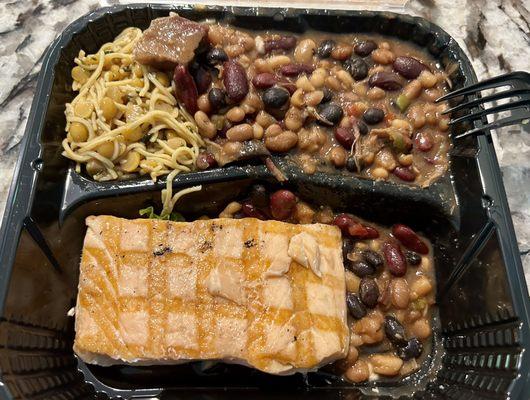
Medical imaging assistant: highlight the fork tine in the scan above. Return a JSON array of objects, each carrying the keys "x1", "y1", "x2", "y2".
[
  {"x1": 448, "y1": 99, "x2": 530, "y2": 125},
  {"x1": 435, "y1": 72, "x2": 526, "y2": 103},
  {"x1": 454, "y1": 114, "x2": 530, "y2": 139},
  {"x1": 442, "y1": 88, "x2": 530, "y2": 115}
]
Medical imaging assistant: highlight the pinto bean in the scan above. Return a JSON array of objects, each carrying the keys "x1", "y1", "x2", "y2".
[
  {"x1": 390, "y1": 278, "x2": 410, "y2": 309},
  {"x1": 264, "y1": 129, "x2": 298, "y2": 152},
  {"x1": 194, "y1": 111, "x2": 216, "y2": 138},
  {"x1": 294, "y1": 39, "x2": 317, "y2": 63},
  {"x1": 226, "y1": 124, "x2": 253, "y2": 142},
  {"x1": 370, "y1": 354, "x2": 403, "y2": 376}
]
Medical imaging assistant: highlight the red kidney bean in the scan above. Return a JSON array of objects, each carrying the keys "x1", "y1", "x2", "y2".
[
  {"x1": 252, "y1": 73, "x2": 277, "y2": 89},
  {"x1": 415, "y1": 132, "x2": 433, "y2": 152},
  {"x1": 270, "y1": 189, "x2": 296, "y2": 220},
  {"x1": 359, "y1": 277, "x2": 379, "y2": 308},
  {"x1": 264, "y1": 36, "x2": 297, "y2": 53},
  {"x1": 393, "y1": 56, "x2": 428, "y2": 79},
  {"x1": 193, "y1": 66, "x2": 212, "y2": 94},
  {"x1": 196, "y1": 151, "x2": 217, "y2": 170},
  {"x1": 368, "y1": 71, "x2": 402, "y2": 91},
  {"x1": 335, "y1": 127, "x2": 354, "y2": 149},
  {"x1": 363, "y1": 226, "x2": 380, "y2": 239},
  {"x1": 383, "y1": 242, "x2": 407, "y2": 276},
  {"x1": 223, "y1": 60, "x2": 249, "y2": 102},
  {"x1": 279, "y1": 63, "x2": 315, "y2": 77},
  {"x1": 332, "y1": 213, "x2": 355, "y2": 234},
  {"x1": 393, "y1": 167, "x2": 416, "y2": 182},
  {"x1": 241, "y1": 202, "x2": 266, "y2": 220},
  {"x1": 348, "y1": 223, "x2": 370, "y2": 238},
  {"x1": 391, "y1": 224, "x2": 429, "y2": 254},
  {"x1": 354, "y1": 40, "x2": 377, "y2": 57},
  {"x1": 173, "y1": 64, "x2": 198, "y2": 114}
]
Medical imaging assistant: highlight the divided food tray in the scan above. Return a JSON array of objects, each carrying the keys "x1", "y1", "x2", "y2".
[{"x1": 0, "y1": 4, "x2": 529, "y2": 399}]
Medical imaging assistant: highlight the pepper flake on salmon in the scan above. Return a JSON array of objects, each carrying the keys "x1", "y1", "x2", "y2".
[{"x1": 74, "y1": 215, "x2": 349, "y2": 375}]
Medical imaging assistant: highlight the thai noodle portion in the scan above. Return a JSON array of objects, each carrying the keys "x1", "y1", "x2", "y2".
[{"x1": 62, "y1": 26, "x2": 204, "y2": 182}]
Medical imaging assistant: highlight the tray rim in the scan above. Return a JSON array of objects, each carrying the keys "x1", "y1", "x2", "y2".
[{"x1": 0, "y1": 3, "x2": 528, "y2": 399}]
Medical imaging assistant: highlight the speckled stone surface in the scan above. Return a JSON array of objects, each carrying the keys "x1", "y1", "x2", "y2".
[{"x1": 0, "y1": 0, "x2": 529, "y2": 289}]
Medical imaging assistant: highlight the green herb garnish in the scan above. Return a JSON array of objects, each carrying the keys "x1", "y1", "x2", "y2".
[{"x1": 139, "y1": 206, "x2": 185, "y2": 222}]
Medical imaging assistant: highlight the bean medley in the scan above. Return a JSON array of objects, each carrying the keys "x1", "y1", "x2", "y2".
[
  {"x1": 184, "y1": 23, "x2": 451, "y2": 186},
  {"x1": 215, "y1": 185, "x2": 436, "y2": 382}
]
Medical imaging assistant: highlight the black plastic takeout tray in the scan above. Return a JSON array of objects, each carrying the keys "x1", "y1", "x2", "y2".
[{"x1": 0, "y1": 3, "x2": 529, "y2": 400}]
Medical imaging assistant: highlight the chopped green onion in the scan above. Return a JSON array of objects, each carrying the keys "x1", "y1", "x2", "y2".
[
  {"x1": 396, "y1": 94, "x2": 411, "y2": 113},
  {"x1": 139, "y1": 206, "x2": 185, "y2": 222}
]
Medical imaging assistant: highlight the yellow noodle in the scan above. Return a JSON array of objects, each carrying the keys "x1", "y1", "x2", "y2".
[{"x1": 63, "y1": 27, "x2": 205, "y2": 214}]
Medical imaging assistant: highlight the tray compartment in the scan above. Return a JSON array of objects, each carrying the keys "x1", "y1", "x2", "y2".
[{"x1": 0, "y1": 4, "x2": 528, "y2": 400}]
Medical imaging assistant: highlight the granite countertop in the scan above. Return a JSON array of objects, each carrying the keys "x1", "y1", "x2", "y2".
[{"x1": 0, "y1": 0, "x2": 529, "y2": 288}]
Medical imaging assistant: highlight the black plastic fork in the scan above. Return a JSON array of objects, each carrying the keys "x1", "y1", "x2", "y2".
[{"x1": 436, "y1": 71, "x2": 530, "y2": 139}]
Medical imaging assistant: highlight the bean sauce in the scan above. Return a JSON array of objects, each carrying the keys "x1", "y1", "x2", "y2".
[
  {"x1": 214, "y1": 184, "x2": 437, "y2": 382},
  {"x1": 194, "y1": 23, "x2": 450, "y2": 187}
]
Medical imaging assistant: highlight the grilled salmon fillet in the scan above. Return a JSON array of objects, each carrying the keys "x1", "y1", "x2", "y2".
[{"x1": 74, "y1": 215, "x2": 349, "y2": 375}]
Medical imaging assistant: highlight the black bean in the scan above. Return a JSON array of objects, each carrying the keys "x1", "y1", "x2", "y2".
[
  {"x1": 347, "y1": 293, "x2": 367, "y2": 319},
  {"x1": 262, "y1": 86, "x2": 290, "y2": 109},
  {"x1": 397, "y1": 337, "x2": 423, "y2": 360},
  {"x1": 363, "y1": 107, "x2": 385, "y2": 125},
  {"x1": 342, "y1": 238, "x2": 354, "y2": 261},
  {"x1": 346, "y1": 156, "x2": 358, "y2": 172},
  {"x1": 362, "y1": 250, "x2": 384, "y2": 269},
  {"x1": 384, "y1": 316, "x2": 407, "y2": 346},
  {"x1": 249, "y1": 184, "x2": 269, "y2": 208},
  {"x1": 344, "y1": 58, "x2": 369, "y2": 81},
  {"x1": 406, "y1": 251, "x2": 422, "y2": 266},
  {"x1": 357, "y1": 120, "x2": 369, "y2": 135},
  {"x1": 317, "y1": 103, "x2": 343, "y2": 126},
  {"x1": 321, "y1": 87, "x2": 333, "y2": 103},
  {"x1": 347, "y1": 260, "x2": 375, "y2": 277},
  {"x1": 194, "y1": 66, "x2": 212, "y2": 94},
  {"x1": 354, "y1": 40, "x2": 378, "y2": 57},
  {"x1": 208, "y1": 88, "x2": 227, "y2": 111},
  {"x1": 359, "y1": 277, "x2": 379, "y2": 308},
  {"x1": 206, "y1": 47, "x2": 228, "y2": 66},
  {"x1": 317, "y1": 39, "x2": 335, "y2": 58}
]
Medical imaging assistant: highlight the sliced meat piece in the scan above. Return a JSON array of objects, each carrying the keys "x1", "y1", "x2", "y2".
[
  {"x1": 133, "y1": 15, "x2": 208, "y2": 69},
  {"x1": 208, "y1": 140, "x2": 271, "y2": 167},
  {"x1": 74, "y1": 216, "x2": 349, "y2": 375}
]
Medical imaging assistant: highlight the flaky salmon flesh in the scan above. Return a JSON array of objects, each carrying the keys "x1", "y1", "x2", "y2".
[{"x1": 74, "y1": 216, "x2": 349, "y2": 375}]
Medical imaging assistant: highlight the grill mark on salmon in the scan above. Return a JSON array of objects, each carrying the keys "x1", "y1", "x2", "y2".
[{"x1": 74, "y1": 216, "x2": 349, "y2": 375}]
